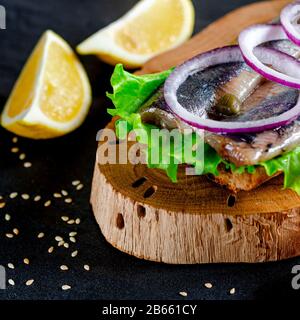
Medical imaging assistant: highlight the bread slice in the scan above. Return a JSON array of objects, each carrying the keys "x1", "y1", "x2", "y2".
[{"x1": 207, "y1": 164, "x2": 282, "y2": 193}]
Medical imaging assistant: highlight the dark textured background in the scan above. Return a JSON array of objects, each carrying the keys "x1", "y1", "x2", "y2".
[{"x1": 0, "y1": 0, "x2": 299, "y2": 300}]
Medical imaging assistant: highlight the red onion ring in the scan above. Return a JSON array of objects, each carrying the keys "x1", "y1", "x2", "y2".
[
  {"x1": 281, "y1": 1, "x2": 300, "y2": 46},
  {"x1": 164, "y1": 46, "x2": 300, "y2": 133}
]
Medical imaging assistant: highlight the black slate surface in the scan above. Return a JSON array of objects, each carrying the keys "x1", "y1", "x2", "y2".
[{"x1": 0, "y1": 0, "x2": 299, "y2": 300}]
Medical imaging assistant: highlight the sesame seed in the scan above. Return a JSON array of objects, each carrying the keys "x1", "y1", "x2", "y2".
[
  {"x1": 67, "y1": 219, "x2": 75, "y2": 225},
  {"x1": 204, "y1": 283, "x2": 213, "y2": 289},
  {"x1": 25, "y1": 279, "x2": 34, "y2": 286},
  {"x1": 72, "y1": 180, "x2": 80, "y2": 186},
  {"x1": 62, "y1": 285, "x2": 71, "y2": 291},
  {"x1": 13, "y1": 228, "x2": 19, "y2": 235},
  {"x1": 69, "y1": 237, "x2": 76, "y2": 243},
  {"x1": 11, "y1": 147, "x2": 19, "y2": 153},
  {"x1": 7, "y1": 263, "x2": 14, "y2": 269},
  {"x1": 19, "y1": 153, "x2": 26, "y2": 160},
  {"x1": 69, "y1": 232, "x2": 77, "y2": 237},
  {"x1": 23, "y1": 162, "x2": 32, "y2": 168},
  {"x1": 61, "y1": 216, "x2": 69, "y2": 222},
  {"x1": 23, "y1": 258, "x2": 30, "y2": 265},
  {"x1": 63, "y1": 242, "x2": 69, "y2": 248},
  {"x1": 64, "y1": 198, "x2": 72, "y2": 204},
  {"x1": 48, "y1": 246, "x2": 54, "y2": 253},
  {"x1": 76, "y1": 184, "x2": 84, "y2": 191},
  {"x1": 60, "y1": 265, "x2": 68, "y2": 271},
  {"x1": 229, "y1": 288, "x2": 236, "y2": 295},
  {"x1": 8, "y1": 279, "x2": 15, "y2": 286},
  {"x1": 75, "y1": 218, "x2": 81, "y2": 225},
  {"x1": 21, "y1": 194, "x2": 30, "y2": 200},
  {"x1": 179, "y1": 291, "x2": 188, "y2": 297},
  {"x1": 71, "y1": 250, "x2": 78, "y2": 257},
  {"x1": 5, "y1": 214, "x2": 11, "y2": 221},
  {"x1": 9, "y1": 192, "x2": 18, "y2": 199},
  {"x1": 58, "y1": 240, "x2": 64, "y2": 247},
  {"x1": 61, "y1": 190, "x2": 68, "y2": 196},
  {"x1": 44, "y1": 200, "x2": 51, "y2": 207},
  {"x1": 6, "y1": 233, "x2": 14, "y2": 238},
  {"x1": 0, "y1": 202, "x2": 6, "y2": 209},
  {"x1": 84, "y1": 265, "x2": 90, "y2": 271},
  {"x1": 55, "y1": 236, "x2": 63, "y2": 242},
  {"x1": 34, "y1": 195, "x2": 41, "y2": 202},
  {"x1": 12, "y1": 137, "x2": 18, "y2": 143},
  {"x1": 53, "y1": 193, "x2": 62, "y2": 198},
  {"x1": 37, "y1": 232, "x2": 45, "y2": 239}
]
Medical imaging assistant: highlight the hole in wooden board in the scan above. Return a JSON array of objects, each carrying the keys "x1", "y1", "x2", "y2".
[
  {"x1": 143, "y1": 186, "x2": 157, "y2": 199},
  {"x1": 225, "y1": 218, "x2": 233, "y2": 232},
  {"x1": 137, "y1": 205, "x2": 146, "y2": 218},
  {"x1": 227, "y1": 194, "x2": 236, "y2": 207},
  {"x1": 132, "y1": 177, "x2": 147, "y2": 188},
  {"x1": 116, "y1": 213, "x2": 125, "y2": 229}
]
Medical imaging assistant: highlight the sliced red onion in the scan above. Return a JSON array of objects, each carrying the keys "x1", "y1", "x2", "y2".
[
  {"x1": 281, "y1": 2, "x2": 300, "y2": 46},
  {"x1": 164, "y1": 46, "x2": 300, "y2": 134}
]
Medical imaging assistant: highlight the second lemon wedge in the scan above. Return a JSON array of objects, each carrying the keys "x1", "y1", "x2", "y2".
[
  {"x1": 77, "y1": 0, "x2": 195, "y2": 68},
  {"x1": 1, "y1": 30, "x2": 92, "y2": 139}
]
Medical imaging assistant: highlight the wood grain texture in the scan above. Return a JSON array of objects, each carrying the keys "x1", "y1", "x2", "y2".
[{"x1": 90, "y1": 0, "x2": 300, "y2": 264}]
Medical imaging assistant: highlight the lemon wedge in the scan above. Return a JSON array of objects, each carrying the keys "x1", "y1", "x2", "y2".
[
  {"x1": 1, "y1": 30, "x2": 92, "y2": 139},
  {"x1": 77, "y1": 0, "x2": 195, "y2": 68}
]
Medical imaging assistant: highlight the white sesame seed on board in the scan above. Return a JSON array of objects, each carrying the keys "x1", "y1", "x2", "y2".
[
  {"x1": 61, "y1": 216, "x2": 69, "y2": 222},
  {"x1": 69, "y1": 232, "x2": 77, "y2": 237},
  {"x1": 55, "y1": 236, "x2": 63, "y2": 242},
  {"x1": 23, "y1": 258, "x2": 30, "y2": 265},
  {"x1": 44, "y1": 200, "x2": 51, "y2": 207},
  {"x1": 69, "y1": 237, "x2": 76, "y2": 243},
  {"x1": 71, "y1": 250, "x2": 78, "y2": 258},
  {"x1": 0, "y1": 202, "x2": 6, "y2": 209},
  {"x1": 75, "y1": 218, "x2": 81, "y2": 225},
  {"x1": 179, "y1": 291, "x2": 188, "y2": 297},
  {"x1": 11, "y1": 147, "x2": 19, "y2": 153},
  {"x1": 34, "y1": 195, "x2": 41, "y2": 202},
  {"x1": 23, "y1": 162, "x2": 32, "y2": 168},
  {"x1": 72, "y1": 180, "x2": 80, "y2": 186},
  {"x1": 58, "y1": 240, "x2": 64, "y2": 247},
  {"x1": 76, "y1": 184, "x2": 84, "y2": 191},
  {"x1": 12, "y1": 137, "x2": 18, "y2": 144},
  {"x1": 8, "y1": 279, "x2": 15, "y2": 286},
  {"x1": 84, "y1": 265, "x2": 90, "y2": 271},
  {"x1": 6, "y1": 233, "x2": 14, "y2": 238},
  {"x1": 64, "y1": 198, "x2": 72, "y2": 204},
  {"x1": 25, "y1": 279, "x2": 34, "y2": 286},
  {"x1": 60, "y1": 265, "x2": 69, "y2": 271},
  {"x1": 7, "y1": 263, "x2": 14, "y2": 269},
  {"x1": 53, "y1": 193, "x2": 62, "y2": 198},
  {"x1": 37, "y1": 232, "x2": 45, "y2": 239},
  {"x1": 21, "y1": 194, "x2": 30, "y2": 200},
  {"x1": 5, "y1": 214, "x2": 11, "y2": 221},
  {"x1": 63, "y1": 242, "x2": 69, "y2": 248},
  {"x1": 67, "y1": 219, "x2": 75, "y2": 225},
  {"x1": 9, "y1": 192, "x2": 18, "y2": 199},
  {"x1": 61, "y1": 190, "x2": 68, "y2": 196},
  {"x1": 62, "y1": 285, "x2": 71, "y2": 291},
  {"x1": 19, "y1": 153, "x2": 26, "y2": 160},
  {"x1": 13, "y1": 228, "x2": 19, "y2": 235},
  {"x1": 48, "y1": 246, "x2": 54, "y2": 253},
  {"x1": 204, "y1": 283, "x2": 213, "y2": 289},
  {"x1": 229, "y1": 288, "x2": 236, "y2": 295}
]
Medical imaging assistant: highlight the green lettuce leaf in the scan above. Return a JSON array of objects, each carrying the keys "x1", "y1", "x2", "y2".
[{"x1": 107, "y1": 64, "x2": 300, "y2": 194}]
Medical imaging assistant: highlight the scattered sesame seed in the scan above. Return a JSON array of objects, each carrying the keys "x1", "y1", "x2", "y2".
[
  {"x1": 48, "y1": 246, "x2": 54, "y2": 253},
  {"x1": 11, "y1": 147, "x2": 19, "y2": 153},
  {"x1": 6, "y1": 233, "x2": 14, "y2": 238},
  {"x1": 72, "y1": 180, "x2": 80, "y2": 186},
  {"x1": 69, "y1": 232, "x2": 77, "y2": 237},
  {"x1": 229, "y1": 288, "x2": 236, "y2": 295},
  {"x1": 63, "y1": 242, "x2": 69, "y2": 248},
  {"x1": 9, "y1": 192, "x2": 18, "y2": 199},
  {"x1": 64, "y1": 198, "x2": 72, "y2": 204},
  {"x1": 58, "y1": 240, "x2": 64, "y2": 247},
  {"x1": 44, "y1": 200, "x2": 51, "y2": 207},
  {"x1": 62, "y1": 285, "x2": 71, "y2": 291},
  {"x1": 19, "y1": 153, "x2": 26, "y2": 160},
  {"x1": 7, "y1": 263, "x2": 14, "y2": 269},
  {"x1": 76, "y1": 184, "x2": 84, "y2": 191},
  {"x1": 75, "y1": 218, "x2": 81, "y2": 225},
  {"x1": 25, "y1": 279, "x2": 34, "y2": 286},
  {"x1": 69, "y1": 237, "x2": 76, "y2": 243},
  {"x1": 61, "y1": 216, "x2": 69, "y2": 222},
  {"x1": 179, "y1": 291, "x2": 188, "y2": 297},
  {"x1": 12, "y1": 137, "x2": 18, "y2": 143},
  {"x1": 204, "y1": 283, "x2": 213, "y2": 289},
  {"x1": 23, "y1": 258, "x2": 30, "y2": 265},
  {"x1": 13, "y1": 228, "x2": 19, "y2": 235},
  {"x1": 60, "y1": 265, "x2": 69, "y2": 271},
  {"x1": 0, "y1": 202, "x2": 6, "y2": 209},
  {"x1": 23, "y1": 162, "x2": 32, "y2": 168},
  {"x1": 37, "y1": 232, "x2": 44, "y2": 239},
  {"x1": 71, "y1": 250, "x2": 78, "y2": 258},
  {"x1": 8, "y1": 279, "x2": 15, "y2": 286},
  {"x1": 53, "y1": 193, "x2": 62, "y2": 198},
  {"x1": 61, "y1": 190, "x2": 68, "y2": 196},
  {"x1": 55, "y1": 236, "x2": 63, "y2": 242},
  {"x1": 21, "y1": 194, "x2": 30, "y2": 200},
  {"x1": 5, "y1": 214, "x2": 11, "y2": 221},
  {"x1": 34, "y1": 195, "x2": 41, "y2": 202},
  {"x1": 67, "y1": 219, "x2": 75, "y2": 225},
  {"x1": 84, "y1": 265, "x2": 90, "y2": 271},
  {"x1": 0, "y1": 196, "x2": 3, "y2": 200}
]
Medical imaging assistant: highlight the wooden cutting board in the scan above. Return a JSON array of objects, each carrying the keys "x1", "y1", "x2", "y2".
[{"x1": 91, "y1": 0, "x2": 300, "y2": 264}]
